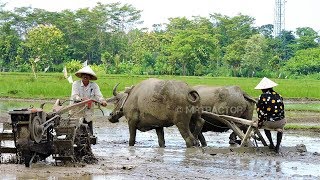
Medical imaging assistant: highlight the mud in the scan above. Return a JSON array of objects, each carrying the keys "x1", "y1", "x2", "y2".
[{"x1": 0, "y1": 100, "x2": 320, "y2": 179}]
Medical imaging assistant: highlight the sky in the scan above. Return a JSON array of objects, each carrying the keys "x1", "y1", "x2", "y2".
[{"x1": 3, "y1": 0, "x2": 320, "y2": 32}]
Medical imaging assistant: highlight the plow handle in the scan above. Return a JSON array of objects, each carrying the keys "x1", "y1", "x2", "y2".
[{"x1": 53, "y1": 99, "x2": 105, "y2": 116}]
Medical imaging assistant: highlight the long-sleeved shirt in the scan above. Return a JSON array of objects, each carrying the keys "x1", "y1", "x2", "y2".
[
  {"x1": 256, "y1": 90, "x2": 285, "y2": 122},
  {"x1": 71, "y1": 80, "x2": 105, "y2": 102},
  {"x1": 70, "y1": 80, "x2": 105, "y2": 122}
]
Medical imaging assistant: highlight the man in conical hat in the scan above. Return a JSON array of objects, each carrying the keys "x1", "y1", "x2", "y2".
[
  {"x1": 71, "y1": 65, "x2": 107, "y2": 134},
  {"x1": 255, "y1": 77, "x2": 286, "y2": 153}
]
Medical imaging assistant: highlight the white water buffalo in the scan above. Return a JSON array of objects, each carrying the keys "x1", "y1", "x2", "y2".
[
  {"x1": 193, "y1": 85, "x2": 256, "y2": 146},
  {"x1": 106, "y1": 78, "x2": 205, "y2": 147}
]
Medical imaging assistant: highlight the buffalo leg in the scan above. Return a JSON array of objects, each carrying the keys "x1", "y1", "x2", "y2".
[
  {"x1": 128, "y1": 119, "x2": 137, "y2": 146},
  {"x1": 192, "y1": 117, "x2": 205, "y2": 140},
  {"x1": 229, "y1": 132, "x2": 237, "y2": 144},
  {"x1": 191, "y1": 117, "x2": 205, "y2": 146},
  {"x1": 156, "y1": 127, "x2": 165, "y2": 147},
  {"x1": 198, "y1": 133, "x2": 207, "y2": 147},
  {"x1": 175, "y1": 121, "x2": 198, "y2": 147}
]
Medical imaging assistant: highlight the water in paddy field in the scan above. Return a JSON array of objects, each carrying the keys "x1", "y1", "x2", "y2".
[{"x1": 0, "y1": 100, "x2": 320, "y2": 179}]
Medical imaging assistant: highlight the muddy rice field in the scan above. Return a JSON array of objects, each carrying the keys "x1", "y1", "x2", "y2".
[{"x1": 0, "y1": 99, "x2": 320, "y2": 179}]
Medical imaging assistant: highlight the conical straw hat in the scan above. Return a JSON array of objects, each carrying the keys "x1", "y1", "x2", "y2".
[
  {"x1": 254, "y1": 77, "x2": 278, "y2": 89},
  {"x1": 75, "y1": 66, "x2": 97, "y2": 80}
]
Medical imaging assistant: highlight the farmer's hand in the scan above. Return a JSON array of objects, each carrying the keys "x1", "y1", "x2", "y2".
[
  {"x1": 82, "y1": 97, "x2": 89, "y2": 101},
  {"x1": 258, "y1": 120, "x2": 264, "y2": 128},
  {"x1": 100, "y1": 100, "x2": 107, "y2": 107}
]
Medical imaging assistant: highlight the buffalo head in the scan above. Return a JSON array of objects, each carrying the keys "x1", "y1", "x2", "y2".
[{"x1": 106, "y1": 83, "x2": 134, "y2": 123}]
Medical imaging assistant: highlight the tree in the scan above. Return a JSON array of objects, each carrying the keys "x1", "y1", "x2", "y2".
[
  {"x1": 23, "y1": 24, "x2": 66, "y2": 72},
  {"x1": 106, "y1": 2, "x2": 142, "y2": 32},
  {"x1": 210, "y1": 13, "x2": 258, "y2": 51},
  {"x1": 284, "y1": 48, "x2": 320, "y2": 75},
  {"x1": 258, "y1": 24, "x2": 274, "y2": 38},
  {"x1": 127, "y1": 30, "x2": 160, "y2": 74},
  {"x1": 274, "y1": 30, "x2": 296, "y2": 60},
  {"x1": 223, "y1": 39, "x2": 247, "y2": 76},
  {"x1": 165, "y1": 17, "x2": 220, "y2": 75},
  {"x1": 242, "y1": 34, "x2": 267, "y2": 77},
  {"x1": 294, "y1": 27, "x2": 319, "y2": 50},
  {"x1": 0, "y1": 21, "x2": 21, "y2": 71}
]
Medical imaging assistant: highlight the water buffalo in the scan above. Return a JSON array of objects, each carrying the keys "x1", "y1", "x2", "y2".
[
  {"x1": 106, "y1": 78, "x2": 205, "y2": 148},
  {"x1": 193, "y1": 85, "x2": 256, "y2": 146}
]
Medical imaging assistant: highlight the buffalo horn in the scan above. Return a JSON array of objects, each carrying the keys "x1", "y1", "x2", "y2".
[{"x1": 113, "y1": 83, "x2": 120, "y2": 96}]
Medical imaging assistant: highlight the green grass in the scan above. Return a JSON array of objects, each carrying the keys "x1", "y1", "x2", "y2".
[
  {"x1": 286, "y1": 103, "x2": 320, "y2": 112},
  {"x1": 1, "y1": 72, "x2": 320, "y2": 100},
  {"x1": 285, "y1": 124, "x2": 320, "y2": 131}
]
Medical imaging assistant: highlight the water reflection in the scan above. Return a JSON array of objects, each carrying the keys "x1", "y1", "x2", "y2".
[
  {"x1": 282, "y1": 161, "x2": 320, "y2": 176},
  {"x1": 275, "y1": 161, "x2": 281, "y2": 173}
]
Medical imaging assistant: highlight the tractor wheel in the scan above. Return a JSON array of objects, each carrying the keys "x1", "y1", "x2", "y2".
[{"x1": 29, "y1": 116, "x2": 44, "y2": 143}]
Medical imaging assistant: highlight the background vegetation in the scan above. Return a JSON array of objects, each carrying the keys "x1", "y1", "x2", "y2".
[
  {"x1": 0, "y1": 2, "x2": 319, "y2": 78},
  {"x1": 1, "y1": 72, "x2": 319, "y2": 100}
]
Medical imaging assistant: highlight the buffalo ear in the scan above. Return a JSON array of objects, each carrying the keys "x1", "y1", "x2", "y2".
[
  {"x1": 105, "y1": 96, "x2": 118, "y2": 104},
  {"x1": 124, "y1": 85, "x2": 134, "y2": 93}
]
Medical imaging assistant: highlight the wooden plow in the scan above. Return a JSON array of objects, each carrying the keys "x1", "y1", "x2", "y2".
[{"x1": 201, "y1": 112, "x2": 307, "y2": 155}]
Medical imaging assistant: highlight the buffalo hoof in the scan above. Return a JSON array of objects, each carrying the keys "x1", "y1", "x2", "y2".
[
  {"x1": 229, "y1": 139, "x2": 236, "y2": 145},
  {"x1": 129, "y1": 141, "x2": 135, "y2": 146},
  {"x1": 159, "y1": 145, "x2": 166, "y2": 148},
  {"x1": 193, "y1": 140, "x2": 200, "y2": 147},
  {"x1": 201, "y1": 143, "x2": 207, "y2": 147}
]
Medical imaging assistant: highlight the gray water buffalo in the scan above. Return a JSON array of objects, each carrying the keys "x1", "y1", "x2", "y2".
[
  {"x1": 106, "y1": 78, "x2": 205, "y2": 148},
  {"x1": 193, "y1": 85, "x2": 256, "y2": 146}
]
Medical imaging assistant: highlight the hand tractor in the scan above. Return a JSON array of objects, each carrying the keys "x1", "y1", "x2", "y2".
[{"x1": 0, "y1": 99, "x2": 101, "y2": 167}]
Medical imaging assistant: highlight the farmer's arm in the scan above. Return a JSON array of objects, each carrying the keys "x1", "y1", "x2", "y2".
[
  {"x1": 93, "y1": 83, "x2": 107, "y2": 106},
  {"x1": 256, "y1": 94, "x2": 267, "y2": 128},
  {"x1": 71, "y1": 81, "x2": 81, "y2": 102}
]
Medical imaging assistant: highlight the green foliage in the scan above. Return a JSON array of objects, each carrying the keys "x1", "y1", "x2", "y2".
[
  {"x1": 0, "y1": 2, "x2": 319, "y2": 78},
  {"x1": 242, "y1": 34, "x2": 268, "y2": 77},
  {"x1": 0, "y1": 24, "x2": 22, "y2": 71},
  {"x1": 91, "y1": 64, "x2": 106, "y2": 75},
  {"x1": 65, "y1": 60, "x2": 82, "y2": 73},
  {"x1": 23, "y1": 24, "x2": 66, "y2": 70},
  {"x1": 294, "y1": 27, "x2": 319, "y2": 50},
  {"x1": 223, "y1": 39, "x2": 246, "y2": 71},
  {"x1": 284, "y1": 48, "x2": 320, "y2": 75}
]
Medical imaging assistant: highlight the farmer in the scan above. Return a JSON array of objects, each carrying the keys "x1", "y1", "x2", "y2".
[
  {"x1": 70, "y1": 65, "x2": 107, "y2": 134},
  {"x1": 255, "y1": 77, "x2": 286, "y2": 153}
]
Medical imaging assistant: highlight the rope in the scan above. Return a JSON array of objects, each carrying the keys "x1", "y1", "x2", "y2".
[{"x1": 202, "y1": 114, "x2": 230, "y2": 129}]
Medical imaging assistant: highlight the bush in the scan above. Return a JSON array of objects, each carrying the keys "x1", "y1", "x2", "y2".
[
  {"x1": 16, "y1": 63, "x2": 31, "y2": 72},
  {"x1": 91, "y1": 64, "x2": 106, "y2": 75},
  {"x1": 65, "y1": 60, "x2": 82, "y2": 73}
]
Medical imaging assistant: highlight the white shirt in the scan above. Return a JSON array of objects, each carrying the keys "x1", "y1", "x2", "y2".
[
  {"x1": 70, "y1": 80, "x2": 105, "y2": 122},
  {"x1": 71, "y1": 80, "x2": 105, "y2": 102}
]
